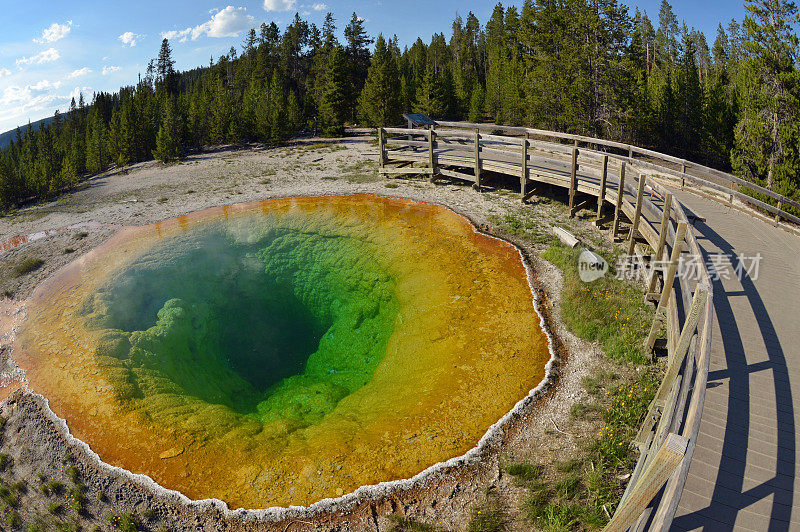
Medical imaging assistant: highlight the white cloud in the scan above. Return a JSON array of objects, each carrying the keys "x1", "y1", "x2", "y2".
[
  {"x1": 33, "y1": 21, "x2": 73, "y2": 44},
  {"x1": 312, "y1": 2, "x2": 328, "y2": 10},
  {"x1": 66, "y1": 67, "x2": 92, "y2": 79},
  {"x1": 162, "y1": 6, "x2": 255, "y2": 42},
  {"x1": 118, "y1": 31, "x2": 144, "y2": 47},
  {"x1": 16, "y1": 48, "x2": 61, "y2": 67},
  {"x1": 264, "y1": 0, "x2": 296, "y2": 11},
  {"x1": 0, "y1": 68, "x2": 10, "y2": 77},
  {"x1": 102, "y1": 65, "x2": 121, "y2": 75},
  {"x1": 0, "y1": 85, "x2": 59, "y2": 123},
  {"x1": 161, "y1": 29, "x2": 192, "y2": 42},
  {"x1": 29, "y1": 80, "x2": 62, "y2": 91},
  {"x1": 69, "y1": 86, "x2": 91, "y2": 100},
  {"x1": 0, "y1": 83, "x2": 89, "y2": 131}
]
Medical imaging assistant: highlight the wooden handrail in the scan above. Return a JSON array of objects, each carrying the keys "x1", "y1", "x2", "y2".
[{"x1": 435, "y1": 120, "x2": 800, "y2": 224}]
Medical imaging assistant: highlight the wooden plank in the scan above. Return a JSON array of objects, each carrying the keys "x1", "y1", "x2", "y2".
[
  {"x1": 475, "y1": 130, "x2": 481, "y2": 189},
  {"x1": 378, "y1": 128, "x2": 386, "y2": 169},
  {"x1": 650, "y1": 289, "x2": 713, "y2": 530},
  {"x1": 553, "y1": 227, "x2": 579, "y2": 248},
  {"x1": 644, "y1": 288, "x2": 707, "y2": 439},
  {"x1": 383, "y1": 126, "x2": 425, "y2": 136},
  {"x1": 521, "y1": 139, "x2": 528, "y2": 200},
  {"x1": 428, "y1": 127, "x2": 436, "y2": 182},
  {"x1": 669, "y1": 288, "x2": 708, "y2": 377},
  {"x1": 604, "y1": 434, "x2": 688, "y2": 532},
  {"x1": 568, "y1": 147, "x2": 579, "y2": 217},
  {"x1": 596, "y1": 155, "x2": 609, "y2": 224},
  {"x1": 612, "y1": 163, "x2": 627, "y2": 237},
  {"x1": 437, "y1": 168, "x2": 476, "y2": 182},
  {"x1": 647, "y1": 193, "x2": 673, "y2": 295},
  {"x1": 645, "y1": 222, "x2": 688, "y2": 353},
  {"x1": 627, "y1": 174, "x2": 647, "y2": 256},
  {"x1": 379, "y1": 167, "x2": 434, "y2": 175}
]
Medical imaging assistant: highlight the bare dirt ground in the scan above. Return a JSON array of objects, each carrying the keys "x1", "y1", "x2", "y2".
[{"x1": 0, "y1": 131, "x2": 619, "y2": 531}]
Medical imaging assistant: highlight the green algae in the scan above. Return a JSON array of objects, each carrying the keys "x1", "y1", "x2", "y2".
[{"x1": 81, "y1": 220, "x2": 399, "y2": 429}]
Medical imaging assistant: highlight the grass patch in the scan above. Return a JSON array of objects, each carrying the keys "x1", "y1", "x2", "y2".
[
  {"x1": 3, "y1": 509, "x2": 20, "y2": 528},
  {"x1": 540, "y1": 244, "x2": 653, "y2": 364},
  {"x1": 468, "y1": 491, "x2": 508, "y2": 532},
  {"x1": 68, "y1": 484, "x2": 86, "y2": 514},
  {"x1": 384, "y1": 182, "x2": 400, "y2": 188},
  {"x1": 503, "y1": 461, "x2": 543, "y2": 483},
  {"x1": 342, "y1": 160, "x2": 379, "y2": 183},
  {"x1": 487, "y1": 212, "x2": 552, "y2": 245},
  {"x1": 0, "y1": 485, "x2": 20, "y2": 507},
  {"x1": 12, "y1": 257, "x2": 44, "y2": 277},
  {"x1": 386, "y1": 516, "x2": 437, "y2": 532},
  {"x1": 106, "y1": 512, "x2": 140, "y2": 532},
  {"x1": 501, "y1": 241, "x2": 660, "y2": 528},
  {"x1": 40, "y1": 479, "x2": 63, "y2": 496}
]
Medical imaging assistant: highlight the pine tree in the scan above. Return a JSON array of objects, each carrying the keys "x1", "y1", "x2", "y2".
[
  {"x1": 153, "y1": 97, "x2": 184, "y2": 162},
  {"x1": 358, "y1": 34, "x2": 401, "y2": 126},
  {"x1": 656, "y1": 0, "x2": 680, "y2": 65},
  {"x1": 468, "y1": 84, "x2": 485, "y2": 123},
  {"x1": 320, "y1": 46, "x2": 349, "y2": 136},
  {"x1": 85, "y1": 112, "x2": 109, "y2": 174},
  {"x1": 344, "y1": 13, "x2": 374, "y2": 119},
  {"x1": 157, "y1": 38, "x2": 177, "y2": 94},
  {"x1": 732, "y1": 0, "x2": 800, "y2": 192}
]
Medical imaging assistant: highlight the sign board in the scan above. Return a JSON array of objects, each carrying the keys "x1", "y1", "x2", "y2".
[{"x1": 402, "y1": 113, "x2": 437, "y2": 127}]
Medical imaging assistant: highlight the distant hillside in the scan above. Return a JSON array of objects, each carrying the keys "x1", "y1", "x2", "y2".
[{"x1": 0, "y1": 116, "x2": 54, "y2": 149}]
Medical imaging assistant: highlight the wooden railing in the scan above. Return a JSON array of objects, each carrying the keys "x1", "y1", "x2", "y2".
[
  {"x1": 377, "y1": 123, "x2": 716, "y2": 531},
  {"x1": 435, "y1": 121, "x2": 800, "y2": 228}
]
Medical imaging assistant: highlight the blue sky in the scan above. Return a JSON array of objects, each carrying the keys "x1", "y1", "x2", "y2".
[{"x1": 0, "y1": 1, "x2": 746, "y2": 134}]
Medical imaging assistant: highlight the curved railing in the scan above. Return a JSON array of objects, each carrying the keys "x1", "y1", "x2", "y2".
[
  {"x1": 377, "y1": 122, "x2": 716, "y2": 531},
  {"x1": 436, "y1": 121, "x2": 800, "y2": 228}
]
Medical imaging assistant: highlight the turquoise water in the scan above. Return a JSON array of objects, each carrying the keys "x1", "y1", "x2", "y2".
[{"x1": 82, "y1": 223, "x2": 399, "y2": 425}]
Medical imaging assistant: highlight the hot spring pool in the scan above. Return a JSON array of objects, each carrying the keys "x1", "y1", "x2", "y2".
[{"x1": 17, "y1": 195, "x2": 552, "y2": 509}]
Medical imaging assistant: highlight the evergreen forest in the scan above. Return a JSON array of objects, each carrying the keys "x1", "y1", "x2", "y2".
[{"x1": 1, "y1": 0, "x2": 799, "y2": 213}]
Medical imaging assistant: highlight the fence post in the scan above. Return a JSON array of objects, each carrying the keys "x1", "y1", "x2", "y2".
[
  {"x1": 378, "y1": 128, "x2": 386, "y2": 170},
  {"x1": 775, "y1": 200, "x2": 783, "y2": 226},
  {"x1": 568, "y1": 147, "x2": 578, "y2": 217},
  {"x1": 666, "y1": 287, "x2": 708, "y2": 375},
  {"x1": 595, "y1": 155, "x2": 609, "y2": 223},
  {"x1": 627, "y1": 174, "x2": 647, "y2": 256},
  {"x1": 428, "y1": 127, "x2": 436, "y2": 181},
  {"x1": 474, "y1": 129, "x2": 481, "y2": 190},
  {"x1": 645, "y1": 222, "x2": 688, "y2": 353},
  {"x1": 612, "y1": 162, "x2": 626, "y2": 238},
  {"x1": 603, "y1": 434, "x2": 688, "y2": 532},
  {"x1": 521, "y1": 139, "x2": 528, "y2": 201},
  {"x1": 647, "y1": 193, "x2": 673, "y2": 296},
  {"x1": 680, "y1": 162, "x2": 686, "y2": 189}
]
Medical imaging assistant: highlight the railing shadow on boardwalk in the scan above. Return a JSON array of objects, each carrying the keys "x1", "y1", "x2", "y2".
[{"x1": 670, "y1": 214, "x2": 795, "y2": 531}]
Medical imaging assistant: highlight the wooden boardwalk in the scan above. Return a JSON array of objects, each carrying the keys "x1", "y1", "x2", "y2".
[
  {"x1": 669, "y1": 192, "x2": 800, "y2": 530},
  {"x1": 379, "y1": 123, "x2": 800, "y2": 529}
]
